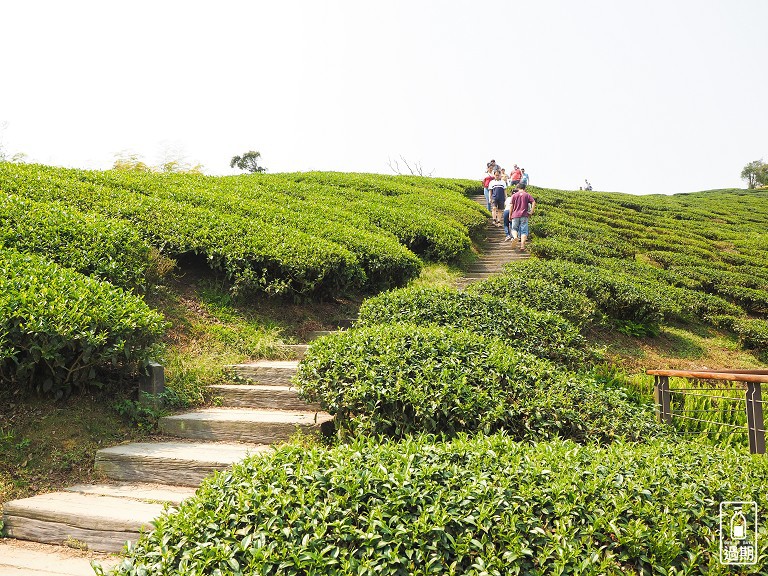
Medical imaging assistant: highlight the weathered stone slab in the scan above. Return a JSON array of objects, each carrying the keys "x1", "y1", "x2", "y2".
[
  {"x1": 2, "y1": 492, "x2": 166, "y2": 553},
  {"x1": 94, "y1": 441, "x2": 269, "y2": 486},
  {"x1": 224, "y1": 360, "x2": 298, "y2": 385},
  {"x1": 158, "y1": 408, "x2": 333, "y2": 444},
  {"x1": 208, "y1": 384, "x2": 321, "y2": 411},
  {"x1": 64, "y1": 483, "x2": 196, "y2": 505},
  {"x1": 0, "y1": 539, "x2": 118, "y2": 576}
]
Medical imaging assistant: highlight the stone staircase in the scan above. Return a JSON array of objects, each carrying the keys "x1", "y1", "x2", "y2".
[
  {"x1": 1, "y1": 346, "x2": 327, "y2": 563},
  {"x1": 1, "y1": 197, "x2": 532, "y2": 572},
  {"x1": 455, "y1": 194, "x2": 530, "y2": 289}
]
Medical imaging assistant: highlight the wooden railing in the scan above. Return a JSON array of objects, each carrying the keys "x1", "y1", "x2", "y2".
[{"x1": 647, "y1": 369, "x2": 768, "y2": 454}]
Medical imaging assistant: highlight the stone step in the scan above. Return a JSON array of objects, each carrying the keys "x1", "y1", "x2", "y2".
[
  {"x1": 2, "y1": 491, "x2": 168, "y2": 553},
  {"x1": 94, "y1": 441, "x2": 269, "y2": 486},
  {"x1": 63, "y1": 483, "x2": 196, "y2": 505},
  {"x1": 0, "y1": 539, "x2": 119, "y2": 576},
  {"x1": 208, "y1": 384, "x2": 321, "y2": 411},
  {"x1": 306, "y1": 330, "x2": 336, "y2": 341},
  {"x1": 467, "y1": 265, "x2": 504, "y2": 272},
  {"x1": 158, "y1": 408, "x2": 333, "y2": 444},
  {"x1": 224, "y1": 360, "x2": 299, "y2": 386},
  {"x1": 280, "y1": 344, "x2": 308, "y2": 359}
]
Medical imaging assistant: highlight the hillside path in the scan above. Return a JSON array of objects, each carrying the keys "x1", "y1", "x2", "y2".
[
  {"x1": 455, "y1": 194, "x2": 530, "y2": 289},
  {"x1": 1, "y1": 346, "x2": 328, "y2": 574}
]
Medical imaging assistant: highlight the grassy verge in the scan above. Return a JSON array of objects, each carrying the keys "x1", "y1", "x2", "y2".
[{"x1": 0, "y1": 389, "x2": 144, "y2": 507}]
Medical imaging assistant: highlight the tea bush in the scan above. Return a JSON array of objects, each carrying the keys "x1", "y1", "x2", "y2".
[
  {"x1": 296, "y1": 323, "x2": 661, "y2": 442},
  {"x1": 105, "y1": 434, "x2": 768, "y2": 576},
  {"x1": 0, "y1": 192, "x2": 156, "y2": 290},
  {"x1": 529, "y1": 186, "x2": 768, "y2": 353},
  {"x1": 467, "y1": 275, "x2": 597, "y2": 328},
  {"x1": 0, "y1": 249, "x2": 166, "y2": 396},
  {"x1": 472, "y1": 259, "x2": 679, "y2": 328},
  {"x1": 0, "y1": 163, "x2": 488, "y2": 297},
  {"x1": 356, "y1": 287, "x2": 597, "y2": 367}
]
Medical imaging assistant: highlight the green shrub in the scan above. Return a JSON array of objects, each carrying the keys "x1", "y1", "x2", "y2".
[
  {"x1": 105, "y1": 434, "x2": 768, "y2": 576},
  {"x1": 356, "y1": 287, "x2": 597, "y2": 367},
  {"x1": 529, "y1": 237, "x2": 616, "y2": 265},
  {"x1": 0, "y1": 163, "x2": 492, "y2": 297},
  {"x1": 0, "y1": 249, "x2": 166, "y2": 397},
  {"x1": 477, "y1": 260, "x2": 681, "y2": 328},
  {"x1": 296, "y1": 324, "x2": 661, "y2": 442},
  {"x1": 468, "y1": 275, "x2": 597, "y2": 328},
  {"x1": 0, "y1": 192, "x2": 157, "y2": 290},
  {"x1": 729, "y1": 317, "x2": 768, "y2": 358}
]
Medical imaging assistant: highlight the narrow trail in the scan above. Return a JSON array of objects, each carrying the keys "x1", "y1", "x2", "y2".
[{"x1": 456, "y1": 194, "x2": 530, "y2": 290}]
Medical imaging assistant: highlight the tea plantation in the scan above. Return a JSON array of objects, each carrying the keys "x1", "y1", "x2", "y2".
[
  {"x1": 2, "y1": 163, "x2": 768, "y2": 573},
  {"x1": 0, "y1": 163, "x2": 484, "y2": 397}
]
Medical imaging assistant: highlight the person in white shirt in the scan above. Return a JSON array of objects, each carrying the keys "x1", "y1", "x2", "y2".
[{"x1": 503, "y1": 188, "x2": 515, "y2": 240}]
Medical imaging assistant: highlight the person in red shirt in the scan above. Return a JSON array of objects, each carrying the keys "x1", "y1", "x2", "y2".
[
  {"x1": 509, "y1": 184, "x2": 536, "y2": 252},
  {"x1": 509, "y1": 164, "x2": 523, "y2": 186}
]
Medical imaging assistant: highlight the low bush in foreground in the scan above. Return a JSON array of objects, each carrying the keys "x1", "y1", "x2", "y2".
[
  {"x1": 356, "y1": 287, "x2": 598, "y2": 368},
  {"x1": 0, "y1": 249, "x2": 166, "y2": 396},
  {"x1": 104, "y1": 435, "x2": 768, "y2": 575},
  {"x1": 296, "y1": 324, "x2": 661, "y2": 442}
]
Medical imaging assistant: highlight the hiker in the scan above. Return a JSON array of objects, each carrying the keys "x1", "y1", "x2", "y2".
[
  {"x1": 510, "y1": 183, "x2": 536, "y2": 252},
  {"x1": 488, "y1": 169, "x2": 507, "y2": 227},
  {"x1": 510, "y1": 165, "x2": 522, "y2": 186},
  {"x1": 584, "y1": 179, "x2": 592, "y2": 191},
  {"x1": 503, "y1": 187, "x2": 514, "y2": 241},
  {"x1": 520, "y1": 168, "x2": 529, "y2": 187},
  {"x1": 482, "y1": 164, "x2": 494, "y2": 212}
]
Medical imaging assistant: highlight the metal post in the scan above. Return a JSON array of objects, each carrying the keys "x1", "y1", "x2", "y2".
[
  {"x1": 746, "y1": 382, "x2": 765, "y2": 455},
  {"x1": 139, "y1": 361, "x2": 165, "y2": 409},
  {"x1": 654, "y1": 375, "x2": 672, "y2": 425}
]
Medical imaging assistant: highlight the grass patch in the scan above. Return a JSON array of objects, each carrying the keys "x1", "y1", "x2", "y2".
[
  {"x1": 0, "y1": 388, "x2": 144, "y2": 507},
  {"x1": 590, "y1": 323, "x2": 765, "y2": 374},
  {"x1": 406, "y1": 263, "x2": 464, "y2": 289}
]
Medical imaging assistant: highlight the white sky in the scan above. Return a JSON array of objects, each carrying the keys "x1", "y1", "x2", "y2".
[{"x1": 1, "y1": 0, "x2": 766, "y2": 194}]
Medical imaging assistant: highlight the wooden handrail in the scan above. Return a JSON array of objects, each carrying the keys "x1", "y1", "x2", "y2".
[
  {"x1": 649, "y1": 368, "x2": 768, "y2": 454},
  {"x1": 647, "y1": 369, "x2": 768, "y2": 384}
]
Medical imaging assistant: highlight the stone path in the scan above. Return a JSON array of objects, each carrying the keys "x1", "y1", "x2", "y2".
[
  {"x1": 455, "y1": 194, "x2": 530, "y2": 289},
  {"x1": 1, "y1": 346, "x2": 321, "y2": 574}
]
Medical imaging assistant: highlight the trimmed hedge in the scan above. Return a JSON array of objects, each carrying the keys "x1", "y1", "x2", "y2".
[
  {"x1": 473, "y1": 259, "x2": 687, "y2": 329},
  {"x1": 466, "y1": 273, "x2": 597, "y2": 329},
  {"x1": 0, "y1": 248, "x2": 166, "y2": 396},
  {"x1": 104, "y1": 434, "x2": 768, "y2": 576},
  {"x1": 295, "y1": 324, "x2": 662, "y2": 442},
  {"x1": 0, "y1": 192, "x2": 157, "y2": 290},
  {"x1": 0, "y1": 163, "x2": 490, "y2": 297},
  {"x1": 356, "y1": 287, "x2": 597, "y2": 367}
]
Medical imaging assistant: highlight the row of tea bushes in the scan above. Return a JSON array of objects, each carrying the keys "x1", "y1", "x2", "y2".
[
  {"x1": 356, "y1": 287, "x2": 597, "y2": 368},
  {"x1": 85, "y1": 169, "x2": 486, "y2": 264},
  {"x1": 105, "y1": 434, "x2": 768, "y2": 576},
  {"x1": 525, "y1": 186, "x2": 768, "y2": 357},
  {"x1": 0, "y1": 192, "x2": 157, "y2": 291},
  {"x1": 0, "y1": 248, "x2": 166, "y2": 397},
  {"x1": 295, "y1": 323, "x2": 660, "y2": 442},
  {"x1": 0, "y1": 163, "x2": 486, "y2": 297}
]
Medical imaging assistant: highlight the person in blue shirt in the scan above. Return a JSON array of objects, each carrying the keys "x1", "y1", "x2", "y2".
[{"x1": 521, "y1": 169, "x2": 529, "y2": 186}]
